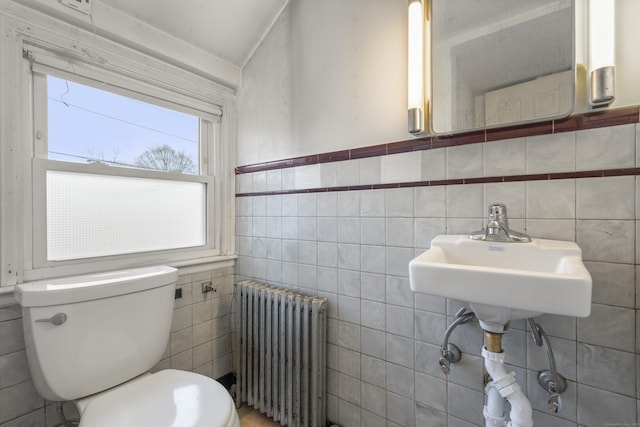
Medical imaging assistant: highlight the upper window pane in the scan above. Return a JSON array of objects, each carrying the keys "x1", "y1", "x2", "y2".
[{"x1": 47, "y1": 76, "x2": 199, "y2": 174}]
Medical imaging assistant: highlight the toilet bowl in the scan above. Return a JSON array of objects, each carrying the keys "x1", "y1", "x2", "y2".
[{"x1": 14, "y1": 266, "x2": 240, "y2": 427}]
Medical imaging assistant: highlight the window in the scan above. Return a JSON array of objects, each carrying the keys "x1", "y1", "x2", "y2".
[
  {"x1": 35, "y1": 74, "x2": 213, "y2": 262},
  {"x1": 1, "y1": 36, "x2": 236, "y2": 283}
]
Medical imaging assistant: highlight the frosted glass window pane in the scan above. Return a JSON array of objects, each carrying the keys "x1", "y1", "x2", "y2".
[{"x1": 47, "y1": 171, "x2": 206, "y2": 260}]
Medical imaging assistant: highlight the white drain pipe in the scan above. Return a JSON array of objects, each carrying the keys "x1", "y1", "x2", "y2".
[{"x1": 482, "y1": 346, "x2": 533, "y2": 427}]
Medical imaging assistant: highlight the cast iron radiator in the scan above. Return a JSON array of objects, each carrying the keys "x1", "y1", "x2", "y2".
[{"x1": 233, "y1": 280, "x2": 327, "y2": 427}]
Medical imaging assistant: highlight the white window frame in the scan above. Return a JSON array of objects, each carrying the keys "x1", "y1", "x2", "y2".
[{"x1": 0, "y1": 10, "x2": 236, "y2": 286}]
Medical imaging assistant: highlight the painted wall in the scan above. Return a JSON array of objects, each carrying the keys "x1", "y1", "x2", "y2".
[
  {"x1": 236, "y1": 0, "x2": 640, "y2": 426},
  {"x1": 237, "y1": 0, "x2": 640, "y2": 166}
]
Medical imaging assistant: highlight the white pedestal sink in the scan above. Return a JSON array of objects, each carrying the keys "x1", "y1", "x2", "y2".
[{"x1": 409, "y1": 234, "x2": 592, "y2": 331}]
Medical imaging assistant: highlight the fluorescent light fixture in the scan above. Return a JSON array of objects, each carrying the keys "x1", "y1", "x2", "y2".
[
  {"x1": 588, "y1": 0, "x2": 615, "y2": 106},
  {"x1": 408, "y1": 0, "x2": 425, "y2": 134}
]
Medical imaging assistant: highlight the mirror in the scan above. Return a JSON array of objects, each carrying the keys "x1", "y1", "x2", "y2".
[{"x1": 430, "y1": 0, "x2": 575, "y2": 135}]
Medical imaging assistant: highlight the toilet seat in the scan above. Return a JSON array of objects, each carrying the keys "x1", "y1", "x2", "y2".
[{"x1": 77, "y1": 369, "x2": 239, "y2": 427}]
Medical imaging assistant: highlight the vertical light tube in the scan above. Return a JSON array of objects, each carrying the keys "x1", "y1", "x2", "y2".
[
  {"x1": 588, "y1": 0, "x2": 615, "y2": 106},
  {"x1": 408, "y1": 0, "x2": 424, "y2": 134}
]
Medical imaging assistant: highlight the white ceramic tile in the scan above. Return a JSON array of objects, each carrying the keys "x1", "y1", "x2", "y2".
[
  {"x1": 415, "y1": 403, "x2": 447, "y2": 427},
  {"x1": 265, "y1": 217, "x2": 282, "y2": 238},
  {"x1": 577, "y1": 384, "x2": 636, "y2": 426},
  {"x1": 386, "y1": 276, "x2": 414, "y2": 308},
  {"x1": 298, "y1": 240, "x2": 317, "y2": 265},
  {"x1": 281, "y1": 194, "x2": 298, "y2": 216},
  {"x1": 338, "y1": 295, "x2": 361, "y2": 324},
  {"x1": 360, "y1": 189, "x2": 385, "y2": 217},
  {"x1": 386, "y1": 187, "x2": 414, "y2": 217},
  {"x1": 252, "y1": 171, "x2": 267, "y2": 192},
  {"x1": 281, "y1": 239, "x2": 298, "y2": 262},
  {"x1": 236, "y1": 173, "x2": 252, "y2": 193},
  {"x1": 252, "y1": 195, "x2": 266, "y2": 216},
  {"x1": 338, "y1": 191, "x2": 360, "y2": 217},
  {"x1": 318, "y1": 217, "x2": 337, "y2": 242},
  {"x1": 361, "y1": 245, "x2": 385, "y2": 274},
  {"x1": 321, "y1": 162, "x2": 340, "y2": 188},
  {"x1": 415, "y1": 341, "x2": 446, "y2": 378},
  {"x1": 281, "y1": 168, "x2": 295, "y2": 191},
  {"x1": 337, "y1": 243, "x2": 360, "y2": 271},
  {"x1": 338, "y1": 373, "x2": 361, "y2": 406},
  {"x1": 576, "y1": 124, "x2": 636, "y2": 171},
  {"x1": 446, "y1": 143, "x2": 483, "y2": 179},
  {"x1": 577, "y1": 219, "x2": 635, "y2": 264},
  {"x1": 421, "y1": 148, "x2": 446, "y2": 181},
  {"x1": 338, "y1": 159, "x2": 361, "y2": 186},
  {"x1": 317, "y1": 192, "x2": 338, "y2": 216},
  {"x1": 386, "y1": 334, "x2": 415, "y2": 369},
  {"x1": 251, "y1": 216, "x2": 267, "y2": 237},
  {"x1": 361, "y1": 383, "x2": 386, "y2": 418},
  {"x1": 386, "y1": 363, "x2": 414, "y2": 398},
  {"x1": 235, "y1": 197, "x2": 252, "y2": 216},
  {"x1": 338, "y1": 269, "x2": 360, "y2": 297},
  {"x1": 298, "y1": 264, "x2": 317, "y2": 290},
  {"x1": 266, "y1": 195, "x2": 282, "y2": 217},
  {"x1": 526, "y1": 132, "x2": 576, "y2": 174},
  {"x1": 577, "y1": 176, "x2": 635, "y2": 219},
  {"x1": 299, "y1": 217, "x2": 317, "y2": 240},
  {"x1": 577, "y1": 343, "x2": 636, "y2": 396},
  {"x1": 338, "y1": 218, "x2": 361, "y2": 243},
  {"x1": 414, "y1": 186, "x2": 447, "y2": 218},
  {"x1": 361, "y1": 299, "x2": 386, "y2": 331},
  {"x1": 386, "y1": 305, "x2": 414, "y2": 339},
  {"x1": 339, "y1": 348, "x2": 361, "y2": 379},
  {"x1": 414, "y1": 218, "x2": 446, "y2": 249},
  {"x1": 446, "y1": 184, "x2": 484, "y2": 218},
  {"x1": 317, "y1": 266, "x2": 337, "y2": 293},
  {"x1": 446, "y1": 218, "x2": 484, "y2": 235},
  {"x1": 483, "y1": 138, "x2": 526, "y2": 176},
  {"x1": 360, "y1": 156, "x2": 382, "y2": 185},
  {"x1": 266, "y1": 169, "x2": 282, "y2": 191},
  {"x1": 360, "y1": 272, "x2": 386, "y2": 303},
  {"x1": 414, "y1": 310, "x2": 446, "y2": 345},
  {"x1": 585, "y1": 261, "x2": 635, "y2": 308},
  {"x1": 252, "y1": 237, "x2": 266, "y2": 258},
  {"x1": 526, "y1": 179, "x2": 576, "y2": 219},
  {"x1": 298, "y1": 193, "x2": 317, "y2": 216},
  {"x1": 577, "y1": 303, "x2": 635, "y2": 352},
  {"x1": 525, "y1": 219, "x2": 575, "y2": 241},
  {"x1": 381, "y1": 152, "x2": 421, "y2": 183},
  {"x1": 318, "y1": 242, "x2": 338, "y2": 267},
  {"x1": 447, "y1": 383, "x2": 484, "y2": 425},
  {"x1": 385, "y1": 246, "x2": 413, "y2": 277},
  {"x1": 294, "y1": 164, "x2": 321, "y2": 189},
  {"x1": 360, "y1": 218, "x2": 385, "y2": 245},
  {"x1": 361, "y1": 330, "x2": 386, "y2": 361},
  {"x1": 386, "y1": 218, "x2": 414, "y2": 247},
  {"x1": 386, "y1": 391, "x2": 415, "y2": 427}
]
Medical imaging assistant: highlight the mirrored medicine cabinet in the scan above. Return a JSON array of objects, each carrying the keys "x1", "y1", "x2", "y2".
[{"x1": 428, "y1": 0, "x2": 578, "y2": 135}]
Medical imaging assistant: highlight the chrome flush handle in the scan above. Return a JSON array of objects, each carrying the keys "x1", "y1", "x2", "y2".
[{"x1": 35, "y1": 313, "x2": 67, "y2": 326}]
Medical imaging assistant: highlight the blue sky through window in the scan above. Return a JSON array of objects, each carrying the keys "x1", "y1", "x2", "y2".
[{"x1": 47, "y1": 76, "x2": 199, "y2": 173}]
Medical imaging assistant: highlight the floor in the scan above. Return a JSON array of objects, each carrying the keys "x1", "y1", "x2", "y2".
[{"x1": 237, "y1": 405, "x2": 282, "y2": 427}]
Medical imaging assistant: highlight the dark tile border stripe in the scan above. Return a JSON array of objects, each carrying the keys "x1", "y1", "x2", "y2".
[
  {"x1": 236, "y1": 167, "x2": 640, "y2": 197},
  {"x1": 235, "y1": 106, "x2": 640, "y2": 175}
]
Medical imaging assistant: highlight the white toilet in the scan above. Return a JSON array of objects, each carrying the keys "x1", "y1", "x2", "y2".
[{"x1": 14, "y1": 265, "x2": 240, "y2": 427}]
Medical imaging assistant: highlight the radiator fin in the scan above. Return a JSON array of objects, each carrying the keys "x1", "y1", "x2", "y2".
[{"x1": 234, "y1": 281, "x2": 327, "y2": 427}]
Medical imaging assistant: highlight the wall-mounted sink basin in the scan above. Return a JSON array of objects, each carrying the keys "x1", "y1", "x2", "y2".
[{"x1": 409, "y1": 235, "x2": 592, "y2": 329}]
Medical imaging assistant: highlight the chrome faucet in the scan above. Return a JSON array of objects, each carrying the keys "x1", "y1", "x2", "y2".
[{"x1": 470, "y1": 203, "x2": 531, "y2": 243}]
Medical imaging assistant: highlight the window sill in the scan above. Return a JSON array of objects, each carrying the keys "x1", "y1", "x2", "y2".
[{"x1": 0, "y1": 254, "x2": 238, "y2": 309}]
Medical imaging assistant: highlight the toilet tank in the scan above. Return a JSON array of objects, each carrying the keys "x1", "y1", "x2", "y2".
[{"x1": 14, "y1": 266, "x2": 178, "y2": 402}]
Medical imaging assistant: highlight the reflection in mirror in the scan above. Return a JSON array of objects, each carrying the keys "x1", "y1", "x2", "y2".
[{"x1": 430, "y1": 0, "x2": 575, "y2": 135}]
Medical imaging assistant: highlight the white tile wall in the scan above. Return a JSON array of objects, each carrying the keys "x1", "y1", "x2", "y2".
[{"x1": 235, "y1": 124, "x2": 640, "y2": 427}]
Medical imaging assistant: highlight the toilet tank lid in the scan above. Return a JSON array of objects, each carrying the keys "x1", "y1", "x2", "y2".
[{"x1": 14, "y1": 265, "x2": 178, "y2": 307}]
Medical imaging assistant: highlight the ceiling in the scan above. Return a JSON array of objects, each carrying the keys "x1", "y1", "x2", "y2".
[{"x1": 100, "y1": 0, "x2": 289, "y2": 67}]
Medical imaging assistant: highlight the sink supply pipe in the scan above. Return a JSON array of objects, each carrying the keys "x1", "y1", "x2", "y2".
[{"x1": 483, "y1": 331, "x2": 533, "y2": 427}]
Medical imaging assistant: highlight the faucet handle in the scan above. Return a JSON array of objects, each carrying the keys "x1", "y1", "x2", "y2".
[{"x1": 488, "y1": 203, "x2": 508, "y2": 220}]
